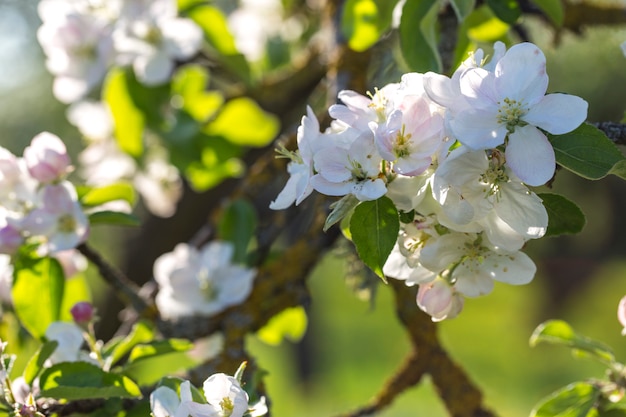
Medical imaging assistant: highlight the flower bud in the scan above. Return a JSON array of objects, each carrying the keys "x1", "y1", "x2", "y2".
[
  {"x1": 0, "y1": 224, "x2": 22, "y2": 255},
  {"x1": 23, "y1": 132, "x2": 71, "y2": 183},
  {"x1": 416, "y1": 279, "x2": 464, "y2": 322},
  {"x1": 70, "y1": 301, "x2": 94, "y2": 325},
  {"x1": 618, "y1": 295, "x2": 626, "y2": 336}
]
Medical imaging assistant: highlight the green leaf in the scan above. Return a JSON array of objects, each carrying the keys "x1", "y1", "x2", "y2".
[
  {"x1": 39, "y1": 362, "x2": 142, "y2": 400},
  {"x1": 608, "y1": 159, "x2": 626, "y2": 181},
  {"x1": 187, "y1": 5, "x2": 251, "y2": 82},
  {"x1": 23, "y1": 341, "x2": 59, "y2": 386},
  {"x1": 531, "y1": 381, "x2": 600, "y2": 417},
  {"x1": 59, "y1": 274, "x2": 92, "y2": 322},
  {"x1": 88, "y1": 211, "x2": 141, "y2": 227},
  {"x1": 349, "y1": 196, "x2": 399, "y2": 281},
  {"x1": 538, "y1": 193, "x2": 586, "y2": 237},
  {"x1": 217, "y1": 199, "x2": 258, "y2": 264},
  {"x1": 550, "y1": 123, "x2": 625, "y2": 180},
  {"x1": 257, "y1": 306, "x2": 308, "y2": 346},
  {"x1": 486, "y1": 0, "x2": 521, "y2": 24},
  {"x1": 532, "y1": 0, "x2": 564, "y2": 26},
  {"x1": 530, "y1": 320, "x2": 615, "y2": 365},
  {"x1": 103, "y1": 321, "x2": 154, "y2": 369},
  {"x1": 450, "y1": 0, "x2": 476, "y2": 21},
  {"x1": 204, "y1": 98, "x2": 280, "y2": 147},
  {"x1": 184, "y1": 135, "x2": 245, "y2": 192},
  {"x1": 341, "y1": 0, "x2": 397, "y2": 52},
  {"x1": 103, "y1": 68, "x2": 145, "y2": 158},
  {"x1": 124, "y1": 340, "x2": 198, "y2": 386},
  {"x1": 324, "y1": 194, "x2": 360, "y2": 232},
  {"x1": 400, "y1": 0, "x2": 442, "y2": 73},
  {"x1": 12, "y1": 256, "x2": 65, "y2": 340},
  {"x1": 464, "y1": 5, "x2": 510, "y2": 42},
  {"x1": 80, "y1": 183, "x2": 136, "y2": 208},
  {"x1": 171, "y1": 65, "x2": 224, "y2": 122}
]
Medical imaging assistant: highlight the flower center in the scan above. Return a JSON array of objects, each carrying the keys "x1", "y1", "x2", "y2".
[
  {"x1": 198, "y1": 268, "x2": 218, "y2": 301},
  {"x1": 57, "y1": 214, "x2": 77, "y2": 233},
  {"x1": 394, "y1": 125, "x2": 412, "y2": 159},
  {"x1": 497, "y1": 98, "x2": 528, "y2": 133},
  {"x1": 348, "y1": 158, "x2": 369, "y2": 181},
  {"x1": 219, "y1": 397, "x2": 235, "y2": 417},
  {"x1": 479, "y1": 151, "x2": 509, "y2": 198}
]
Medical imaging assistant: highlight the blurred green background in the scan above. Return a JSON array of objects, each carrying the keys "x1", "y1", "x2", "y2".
[{"x1": 3, "y1": 1, "x2": 626, "y2": 416}]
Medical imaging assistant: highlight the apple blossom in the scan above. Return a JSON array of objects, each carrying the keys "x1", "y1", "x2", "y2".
[
  {"x1": 113, "y1": 0, "x2": 203, "y2": 85},
  {"x1": 154, "y1": 241, "x2": 256, "y2": 320},
  {"x1": 416, "y1": 278, "x2": 464, "y2": 321},
  {"x1": 618, "y1": 295, "x2": 626, "y2": 336},
  {"x1": 45, "y1": 321, "x2": 93, "y2": 364},
  {"x1": 23, "y1": 132, "x2": 72, "y2": 184},
  {"x1": 448, "y1": 42, "x2": 588, "y2": 186}
]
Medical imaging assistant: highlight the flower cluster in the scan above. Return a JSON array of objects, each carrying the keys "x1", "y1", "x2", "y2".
[
  {"x1": 37, "y1": 0, "x2": 202, "y2": 103},
  {"x1": 150, "y1": 368, "x2": 267, "y2": 417},
  {"x1": 272, "y1": 42, "x2": 588, "y2": 320},
  {"x1": 0, "y1": 133, "x2": 88, "y2": 257},
  {"x1": 154, "y1": 241, "x2": 256, "y2": 320}
]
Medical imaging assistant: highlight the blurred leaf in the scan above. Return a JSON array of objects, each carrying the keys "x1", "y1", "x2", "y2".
[
  {"x1": 59, "y1": 274, "x2": 92, "y2": 322},
  {"x1": 531, "y1": 381, "x2": 600, "y2": 417},
  {"x1": 608, "y1": 159, "x2": 626, "y2": 181},
  {"x1": 465, "y1": 6, "x2": 510, "y2": 42},
  {"x1": 124, "y1": 340, "x2": 197, "y2": 386},
  {"x1": 218, "y1": 199, "x2": 258, "y2": 264},
  {"x1": 172, "y1": 65, "x2": 224, "y2": 122},
  {"x1": 400, "y1": 0, "x2": 442, "y2": 73},
  {"x1": 103, "y1": 321, "x2": 154, "y2": 369},
  {"x1": 12, "y1": 256, "x2": 65, "y2": 340},
  {"x1": 204, "y1": 98, "x2": 280, "y2": 147},
  {"x1": 103, "y1": 68, "x2": 145, "y2": 157},
  {"x1": 341, "y1": 0, "x2": 398, "y2": 52},
  {"x1": 80, "y1": 183, "x2": 136, "y2": 208},
  {"x1": 538, "y1": 193, "x2": 586, "y2": 237},
  {"x1": 88, "y1": 211, "x2": 140, "y2": 227},
  {"x1": 550, "y1": 123, "x2": 625, "y2": 180},
  {"x1": 530, "y1": 320, "x2": 615, "y2": 364},
  {"x1": 23, "y1": 341, "x2": 58, "y2": 386},
  {"x1": 450, "y1": 0, "x2": 476, "y2": 21},
  {"x1": 184, "y1": 135, "x2": 245, "y2": 191},
  {"x1": 486, "y1": 0, "x2": 520, "y2": 24},
  {"x1": 188, "y1": 5, "x2": 251, "y2": 82},
  {"x1": 350, "y1": 196, "x2": 399, "y2": 281},
  {"x1": 40, "y1": 362, "x2": 142, "y2": 400},
  {"x1": 324, "y1": 194, "x2": 360, "y2": 232},
  {"x1": 257, "y1": 306, "x2": 308, "y2": 346},
  {"x1": 532, "y1": 0, "x2": 564, "y2": 26}
]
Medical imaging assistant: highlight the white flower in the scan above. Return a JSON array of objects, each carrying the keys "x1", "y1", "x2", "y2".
[
  {"x1": 113, "y1": 0, "x2": 203, "y2": 85},
  {"x1": 133, "y1": 157, "x2": 182, "y2": 218},
  {"x1": 23, "y1": 132, "x2": 72, "y2": 183},
  {"x1": 45, "y1": 321, "x2": 95, "y2": 364},
  {"x1": 449, "y1": 42, "x2": 588, "y2": 186},
  {"x1": 20, "y1": 182, "x2": 89, "y2": 255},
  {"x1": 419, "y1": 232, "x2": 536, "y2": 298},
  {"x1": 154, "y1": 242, "x2": 256, "y2": 320},
  {"x1": 67, "y1": 100, "x2": 114, "y2": 142}
]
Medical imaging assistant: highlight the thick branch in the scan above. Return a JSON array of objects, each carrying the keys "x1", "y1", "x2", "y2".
[{"x1": 593, "y1": 122, "x2": 626, "y2": 146}]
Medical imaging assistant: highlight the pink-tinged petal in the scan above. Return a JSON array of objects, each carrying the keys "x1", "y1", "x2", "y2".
[
  {"x1": 459, "y1": 68, "x2": 499, "y2": 110},
  {"x1": 523, "y1": 93, "x2": 588, "y2": 134},
  {"x1": 313, "y1": 147, "x2": 351, "y2": 182},
  {"x1": 505, "y1": 126, "x2": 555, "y2": 186},
  {"x1": 41, "y1": 184, "x2": 75, "y2": 214},
  {"x1": 450, "y1": 108, "x2": 507, "y2": 149},
  {"x1": 394, "y1": 155, "x2": 431, "y2": 176},
  {"x1": 617, "y1": 295, "x2": 626, "y2": 335},
  {"x1": 495, "y1": 43, "x2": 548, "y2": 105}
]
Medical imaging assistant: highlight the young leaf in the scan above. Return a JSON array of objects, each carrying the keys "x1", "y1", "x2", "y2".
[
  {"x1": 12, "y1": 256, "x2": 65, "y2": 340},
  {"x1": 341, "y1": 0, "x2": 397, "y2": 52},
  {"x1": 324, "y1": 194, "x2": 360, "y2": 232},
  {"x1": 88, "y1": 211, "x2": 141, "y2": 227},
  {"x1": 59, "y1": 274, "x2": 92, "y2": 322},
  {"x1": 530, "y1": 320, "x2": 615, "y2": 364},
  {"x1": 23, "y1": 341, "x2": 59, "y2": 386},
  {"x1": 102, "y1": 68, "x2": 145, "y2": 158},
  {"x1": 217, "y1": 199, "x2": 258, "y2": 264},
  {"x1": 531, "y1": 381, "x2": 600, "y2": 417},
  {"x1": 399, "y1": 0, "x2": 442, "y2": 73},
  {"x1": 486, "y1": 0, "x2": 521, "y2": 24},
  {"x1": 349, "y1": 196, "x2": 399, "y2": 281},
  {"x1": 204, "y1": 98, "x2": 280, "y2": 147},
  {"x1": 533, "y1": 0, "x2": 564, "y2": 26},
  {"x1": 450, "y1": 0, "x2": 476, "y2": 21},
  {"x1": 124, "y1": 340, "x2": 198, "y2": 386},
  {"x1": 80, "y1": 183, "x2": 136, "y2": 208},
  {"x1": 538, "y1": 193, "x2": 586, "y2": 237},
  {"x1": 39, "y1": 362, "x2": 142, "y2": 400},
  {"x1": 103, "y1": 321, "x2": 154, "y2": 370},
  {"x1": 256, "y1": 306, "x2": 308, "y2": 346},
  {"x1": 172, "y1": 65, "x2": 223, "y2": 122},
  {"x1": 550, "y1": 123, "x2": 625, "y2": 180}
]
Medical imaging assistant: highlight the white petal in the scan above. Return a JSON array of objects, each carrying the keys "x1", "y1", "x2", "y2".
[
  {"x1": 459, "y1": 68, "x2": 499, "y2": 110},
  {"x1": 313, "y1": 147, "x2": 351, "y2": 182},
  {"x1": 495, "y1": 43, "x2": 548, "y2": 105},
  {"x1": 523, "y1": 93, "x2": 588, "y2": 135},
  {"x1": 134, "y1": 52, "x2": 173, "y2": 85},
  {"x1": 486, "y1": 250, "x2": 536, "y2": 285},
  {"x1": 352, "y1": 179, "x2": 386, "y2": 201},
  {"x1": 450, "y1": 109, "x2": 506, "y2": 149},
  {"x1": 161, "y1": 18, "x2": 203, "y2": 59},
  {"x1": 423, "y1": 72, "x2": 461, "y2": 109},
  {"x1": 150, "y1": 386, "x2": 181, "y2": 417},
  {"x1": 453, "y1": 263, "x2": 494, "y2": 297},
  {"x1": 496, "y1": 182, "x2": 548, "y2": 239},
  {"x1": 505, "y1": 126, "x2": 555, "y2": 186},
  {"x1": 479, "y1": 212, "x2": 526, "y2": 252}
]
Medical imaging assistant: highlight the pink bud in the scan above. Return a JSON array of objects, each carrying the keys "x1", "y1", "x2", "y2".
[
  {"x1": 0, "y1": 224, "x2": 22, "y2": 255},
  {"x1": 23, "y1": 132, "x2": 71, "y2": 183},
  {"x1": 70, "y1": 301, "x2": 94, "y2": 324},
  {"x1": 618, "y1": 296, "x2": 626, "y2": 336},
  {"x1": 417, "y1": 279, "x2": 464, "y2": 322}
]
